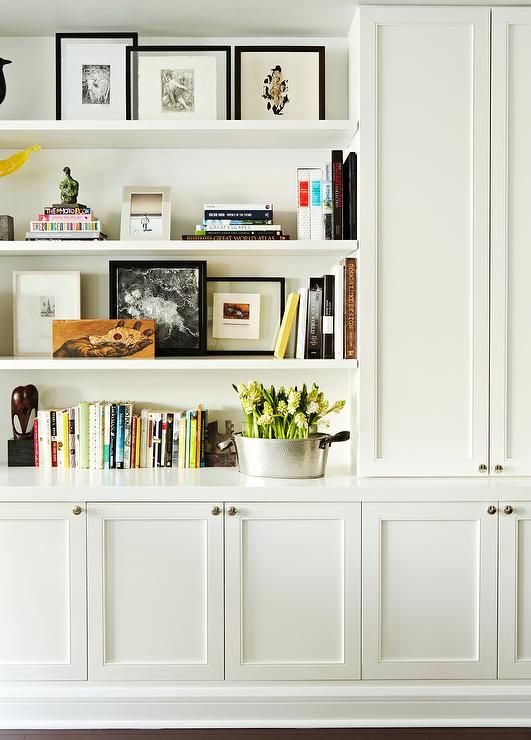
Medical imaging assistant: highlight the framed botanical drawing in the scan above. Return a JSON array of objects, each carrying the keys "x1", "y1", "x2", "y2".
[
  {"x1": 56, "y1": 32, "x2": 138, "y2": 120},
  {"x1": 207, "y1": 277, "x2": 285, "y2": 354},
  {"x1": 120, "y1": 186, "x2": 171, "y2": 241},
  {"x1": 126, "y1": 45, "x2": 231, "y2": 120},
  {"x1": 13, "y1": 271, "x2": 81, "y2": 357},
  {"x1": 235, "y1": 46, "x2": 325, "y2": 120},
  {"x1": 109, "y1": 260, "x2": 207, "y2": 356}
]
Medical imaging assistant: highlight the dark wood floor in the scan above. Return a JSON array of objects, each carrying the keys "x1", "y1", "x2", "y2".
[{"x1": 1, "y1": 729, "x2": 530, "y2": 739}]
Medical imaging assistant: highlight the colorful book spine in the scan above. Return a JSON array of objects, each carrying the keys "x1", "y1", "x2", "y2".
[
  {"x1": 185, "y1": 410, "x2": 192, "y2": 468},
  {"x1": 103, "y1": 404, "x2": 111, "y2": 469},
  {"x1": 116, "y1": 404, "x2": 125, "y2": 469},
  {"x1": 344, "y1": 257, "x2": 357, "y2": 359},
  {"x1": 30, "y1": 221, "x2": 101, "y2": 231},
  {"x1": 322, "y1": 162, "x2": 333, "y2": 240},
  {"x1": 55, "y1": 410, "x2": 65, "y2": 468},
  {"x1": 62, "y1": 410, "x2": 69, "y2": 469},
  {"x1": 130, "y1": 415, "x2": 137, "y2": 469},
  {"x1": 38, "y1": 213, "x2": 92, "y2": 222},
  {"x1": 200, "y1": 408, "x2": 207, "y2": 467},
  {"x1": 69, "y1": 407, "x2": 76, "y2": 468},
  {"x1": 178, "y1": 414, "x2": 187, "y2": 469},
  {"x1": 33, "y1": 418, "x2": 39, "y2": 467},
  {"x1": 123, "y1": 403, "x2": 132, "y2": 469},
  {"x1": 274, "y1": 292, "x2": 300, "y2": 360},
  {"x1": 44, "y1": 206, "x2": 91, "y2": 215},
  {"x1": 196, "y1": 406, "x2": 202, "y2": 469},
  {"x1": 189, "y1": 413, "x2": 197, "y2": 469},
  {"x1": 135, "y1": 415, "x2": 141, "y2": 467},
  {"x1": 50, "y1": 410, "x2": 58, "y2": 468}
]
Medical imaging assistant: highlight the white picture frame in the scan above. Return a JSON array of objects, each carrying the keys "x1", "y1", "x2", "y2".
[
  {"x1": 120, "y1": 186, "x2": 172, "y2": 241},
  {"x1": 13, "y1": 271, "x2": 81, "y2": 357}
]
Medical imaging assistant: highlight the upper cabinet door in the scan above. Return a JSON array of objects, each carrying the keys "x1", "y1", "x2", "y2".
[
  {"x1": 358, "y1": 7, "x2": 490, "y2": 476},
  {"x1": 491, "y1": 9, "x2": 531, "y2": 475}
]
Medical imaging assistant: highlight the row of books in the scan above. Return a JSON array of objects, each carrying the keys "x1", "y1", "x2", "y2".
[
  {"x1": 274, "y1": 257, "x2": 357, "y2": 360},
  {"x1": 297, "y1": 150, "x2": 357, "y2": 241},
  {"x1": 33, "y1": 402, "x2": 208, "y2": 469},
  {"x1": 182, "y1": 202, "x2": 290, "y2": 241},
  {"x1": 26, "y1": 205, "x2": 107, "y2": 241}
]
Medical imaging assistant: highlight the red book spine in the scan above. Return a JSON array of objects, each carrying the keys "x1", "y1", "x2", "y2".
[
  {"x1": 33, "y1": 418, "x2": 39, "y2": 467},
  {"x1": 130, "y1": 416, "x2": 137, "y2": 468}
]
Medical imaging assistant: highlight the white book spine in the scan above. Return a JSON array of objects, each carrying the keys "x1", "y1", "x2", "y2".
[
  {"x1": 103, "y1": 403, "x2": 111, "y2": 470},
  {"x1": 56, "y1": 411, "x2": 65, "y2": 469},
  {"x1": 297, "y1": 168, "x2": 311, "y2": 240},
  {"x1": 332, "y1": 264, "x2": 344, "y2": 359},
  {"x1": 89, "y1": 403, "x2": 97, "y2": 470},
  {"x1": 295, "y1": 286, "x2": 309, "y2": 360},
  {"x1": 309, "y1": 167, "x2": 324, "y2": 240},
  {"x1": 140, "y1": 409, "x2": 149, "y2": 468},
  {"x1": 38, "y1": 410, "x2": 51, "y2": 469}
]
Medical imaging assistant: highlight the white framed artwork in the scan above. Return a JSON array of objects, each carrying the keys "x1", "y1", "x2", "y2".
[
  {"x1": 13, "y1": 271, "x2": 81, "y2": 357},
  {"x1": 212, "y1": 292, "x2": 261, "y2": 340},
  {"x1": 120, "y1": 186, "x2": 172, "y2": 241}
]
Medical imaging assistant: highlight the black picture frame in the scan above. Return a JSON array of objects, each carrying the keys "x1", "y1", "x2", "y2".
[
  {"x1": 125, "y1": 45, "x2": 231, "y2": 121},
  {"x1": 109, "y1": 260, "x2": 207, "y2": 357},
  {"x1": 206, "y1": 276, "x2": 285, "y2": 356},
  {"x1": 55, "y1": 32, "x2": 139, "y2": 120},
  {"x1": 234, "y1": 45, "x2": 325, "y2": 120}
]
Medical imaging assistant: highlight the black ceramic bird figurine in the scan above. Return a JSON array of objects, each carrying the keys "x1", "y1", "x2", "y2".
[{"x1": 0, "y1": 58, "x2": 12, "y2": 106}]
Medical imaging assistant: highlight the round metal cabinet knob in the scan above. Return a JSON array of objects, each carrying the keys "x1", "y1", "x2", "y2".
[
  {"x1": 72, "y1": 505, "x2": 82, "y2": 516},
  {"x1": 228, "y1": 506, "x2": 238, "y2": 516},
  {"x1": 211, "y1": 506, "x2": 221, "y2": 516},
  {"x1": 478, "y1": 464, "x2": 488, "y2": 473},
  {"x1": 494, "y1": 465, "x2": 504, "y2": 473},
  {"x1": 487, "y1": 505, "x2": 497, "y2": 515},
  {"x1": 504, "y1": 505, "x2": 514, "y2": 515}
]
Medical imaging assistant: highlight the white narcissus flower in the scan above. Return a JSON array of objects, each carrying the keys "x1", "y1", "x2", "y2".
[
  {"x1": 294, "y1": 412, "x2": 308, "y2": 429},
  {"x1": 257, "y1": 411, "x2": 273, "y2": 427},
  {"x1": 277, "y1": 400, "x2": 288, "y2": 416},
  {"x1": 306, "y1": 400, "x2": 319, "y2": 415},
  {"x1": 287, "y1": 390, "x2": 301, "y2": 414}
]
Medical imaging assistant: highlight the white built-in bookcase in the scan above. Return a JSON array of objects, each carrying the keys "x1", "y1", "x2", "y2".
[{"x1": 0, "y1": 0, "x2": 359, "y2": 471}]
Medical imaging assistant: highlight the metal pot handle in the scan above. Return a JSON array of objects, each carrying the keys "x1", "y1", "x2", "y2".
[{"x1": 319, "y1": 430, "x2": 351, "y2": 449}]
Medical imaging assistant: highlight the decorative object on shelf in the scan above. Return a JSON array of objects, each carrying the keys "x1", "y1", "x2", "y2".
[
  {"x1": 207, "y1": 277, "x2": 285, "y2": 355},
  {"x1": 0, "y1": 215, "x2": 14, "y2": 241},
  {"x1": 205, "y1": 420, "x2": 237, "y2": 468},
  {"x1": 109, "y1": 260, "x2": 207, "y2": 356},
  {"x1": 11, "y1": 384, "x2": 38, "y2": 441},
  {"x1": 13, "y1": 271, "x2": 81, "y2": 357},
  {"x1": 56, "y1": 32, "x2": 138, "y2": 120},
  {"x1": 59, "y1": 166, "x2": 82, "y2": 205},
  {"x1": 7, "y1": 384, "x2": 38, "y2": 468},
  {"x1": 125, "y1": 45, "x2": 230, "y2": 120},
  {"x1": 235, "y1": 46, "x2": 325, "y2": 120},
  {"x1": 0, "y1": 57, "x2": 11, "y2": 105},
  {"x1": 120, "y1": 186, "x2": 171, "y2": 240},
  {"x1": 223, "y1": 381, "x2": 348, "y2": 478},
  {"x1": 0, "y1": 144, "x2": 40, "y2": 178},
  {"x1": 52, "y1": 319, "x2": 155, "y2": 359}
]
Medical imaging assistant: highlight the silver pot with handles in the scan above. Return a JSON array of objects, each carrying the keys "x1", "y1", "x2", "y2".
[{"x1": 218, "y1": 431, "x2": 350, "y2": 479}]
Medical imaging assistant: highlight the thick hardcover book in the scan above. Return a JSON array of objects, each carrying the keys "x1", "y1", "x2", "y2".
[
  {"x1": 109, "y1": 404, "x2": 117, "y2": 469},
  {"x1": 44, "y1": 206, "x2": 90, "y2": 215},
  {"x1": 124, "y1": 403, "x2": 132, "y2": 469},
  {"x1": 204, "y1": 209, "x2": 273, "y2": 220},
  {"x1": 200, "y1": 408, "x2": 207, "y2": 467},
  {"x1": 322, "y1": 162, "x2": 333, "y2": 240},
  {"x1": 30, "y1": 221, "x2": 101, "y2": 231},
  {"x1": 322, "y1": 274, "x2": 335, "y2": 359},
  {"x1": 295, "y1": 286, "x2": 308, "y2": 360},
  {"x1": 116, "y1": 404, "x2": 125, "y2": 469},
  {"x1": 332, "y1": 150, "x2": 344, "y2": 240},
  {"x1": 165, "y1": 413, "x2": 174, "y2": 467},
  {"x1": 297, "y1": 168, "x2": 311, "y2": 240},
  {"x1": 182, "y1": 234, "x2": 289, "y2": 241},
  {"x1": 344, "y1": 257, "x2": 357, "y2": 359},
  {"x1": 274, "y1": 292, "x2": 300, "y2": 360},
  {"x1": 342, "y1": 151, "x2": 357, "y2": 240},
  {"x1": 50, "y1": 410, "x2": 58, "y2": 468},
  {"x1": 38, "y1": 213, "x2": 92, "y2": 222},
  {"x1": 33, "y1": 418, "x2": 39, "y2": 467},
  {"x1": 26, "y1": 231, "x2": 107, "y2": 241},
  {"x1": 305, "y1": 278, "x2": 324, "y2": 359}
]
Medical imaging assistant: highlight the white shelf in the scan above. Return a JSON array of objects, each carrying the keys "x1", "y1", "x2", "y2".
[
  {"x1": 0, "y1": 240, "x2": 358, "y2": 258},
  {"x1": 0, "y1": 357, "x2": 358, "y2": 371},
  {"x1": 0, "y1": 120, "x2": 357, "y2": 150}
]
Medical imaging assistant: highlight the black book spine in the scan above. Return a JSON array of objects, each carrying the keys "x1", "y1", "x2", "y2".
[
  {"x1": 165, "y1": 413, "x2": 174, "y2": 467},
  {"x1": 322, "y1": 274, "x2": 335, "y2": 359},
  {"x1": 332, "y1": 150, "x2": 344, "y2": 240},
  {"x1": 204, "y1": 210, "x2": 273, "y2": 220},
  {"x1": 109, "y1": 404, "x2": 117, "y2": 469},
  {"x1": 305, "y1": 278, "x2": 324, "y2": 359},
  {"x1": 344, "y1": 152, "x2": 357, "y2": 240}
]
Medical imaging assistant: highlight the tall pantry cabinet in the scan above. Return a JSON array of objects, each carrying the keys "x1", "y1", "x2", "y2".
[{"x1": 358, "y1": 6, "x2": 531, "y2": 477}]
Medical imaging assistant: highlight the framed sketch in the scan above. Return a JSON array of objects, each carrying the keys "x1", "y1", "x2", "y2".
[
  {"x1": 207, "y1": 277, "x2": 285, "y2": 355},
  {"x1": 55, "y1": 32, "x2": 138, "y2": 120},
  {"x1": 13, "y1": 271, "x2": 81, "y2": 357},
  {"x1": 120, "y1": 186, "x2": 171, "y2": 241},
  {"x1": 126, "y1": 45, "x2": 231, "y2": 120},
  {"x1": 109, "y1": 260, "x2": 207, "y2": 356},
  {"x1": 235, "y1": 46, "x2": 325, "y2": 120}
]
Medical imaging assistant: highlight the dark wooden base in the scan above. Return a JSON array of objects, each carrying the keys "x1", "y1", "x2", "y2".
[{"x1": 7, "y1": 438, "x2": 34, "y2": 467}]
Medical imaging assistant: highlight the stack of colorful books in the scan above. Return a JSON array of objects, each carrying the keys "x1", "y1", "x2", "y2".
[
  {"x1": 34, "y1": 402, "x2": 208, "y2": 469},
  {"x1": 182, "y1": 203, "x2": 289, "y2": 240},
  {"x1": 26, "y1": 204, "x2": 107, "y2": 241}
]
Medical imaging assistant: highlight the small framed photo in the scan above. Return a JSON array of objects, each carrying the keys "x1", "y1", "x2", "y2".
[
  {"x1": 55, "y1": 32, "x2": 138, "y2": 120},
  {"x1": 13, "y1": 271, "x2": 81, "y2": 357},
  {"x1": 109, "y1": 260, "x2": 207, "y2": 356},
  {"x1": 126, "y1": 45, "x2": 231, "y2": 120},
  {"x1": 235, "y1": 45, "x2": 325, "y2": 120},
  {"x1": 207, "y1": 277, "x2": 285, "y2": 355},
  {"x1": 120, "y1": 186, "x2": 171, "y2": 241}
]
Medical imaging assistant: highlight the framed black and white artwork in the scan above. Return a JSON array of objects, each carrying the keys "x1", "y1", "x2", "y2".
[
  {"x1": 235, "y1": 46, "x2": 325, "y2": 120},
  {"x1": 119, "y1": 186, "x2": 172, "y2": 241},
  {"x1": 109, "y1": 261, "x2": 207, "y2": 356},
  {"x1": 126, "y1": 45, "x2": 231, "y2": 120},
  {"x1": 56, "y1": 32, "x2": 138, "y2": 120}
]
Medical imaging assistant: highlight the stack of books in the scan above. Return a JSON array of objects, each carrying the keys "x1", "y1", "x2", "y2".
[
  {"x1": 297, "y1": 150, "x2": 357, "y2": 240},
  {"x1": 33, "y1": 402, "x2": 208, "y2": 469},
  {"x1": 274, "y1": 256, "x2": 357, "y2": 360},
  {"x1": 182, "y1": 203, "x2": 289, "y2": 240},
  {"x1": 26, "y1": 204, "x2": 107, "y2": 241}
]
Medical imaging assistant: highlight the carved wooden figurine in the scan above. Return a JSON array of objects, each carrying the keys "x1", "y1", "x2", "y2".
[
  {"x1": 205, "y1": 420, "x2": 237, "y2": 467},
  {"x1": 11, "y1": 384, "x2": 38, "y2": 441}
]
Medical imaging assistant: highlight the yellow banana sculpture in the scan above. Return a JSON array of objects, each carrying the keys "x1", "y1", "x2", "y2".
[{"x1": 0, "y1": 144, "x2": 40, "y2": 178}]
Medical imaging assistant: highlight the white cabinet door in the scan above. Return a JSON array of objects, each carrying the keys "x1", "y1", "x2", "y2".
[
  {"x1": 499, "y1": 501, "x2": 531, "y2": 677},
  {"x1": 362, "y1": 502, "x2": 497, "y2": 679},
  {"x1": 358, "y1": 7, "x2": 490, "y2": 475},
  {"x1": 88, "y1": 502, "x2": 223, "y2": 680},
  {"x1": 225, "y1": 502, "x2": 360, "y2": 680},
  {"x1": 491, "y1": 10, "x2": 531, "y2": 475},
  {"x1": 0, "y1": 502, "x2": 86, "y2": 680}
]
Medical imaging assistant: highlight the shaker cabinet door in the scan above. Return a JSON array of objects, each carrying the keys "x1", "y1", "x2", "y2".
[
  {"x1": 225, "y1": 502, "x2": 361, "y2": 680},
  {"x1": 358, "y1": 7, "x2": 490, "y2": 475}
]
